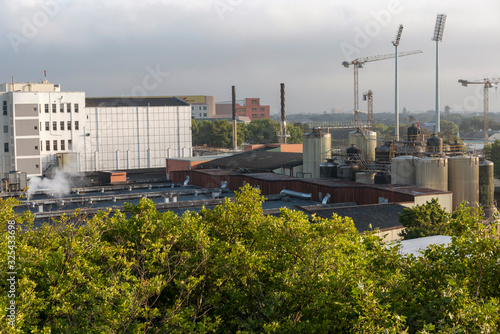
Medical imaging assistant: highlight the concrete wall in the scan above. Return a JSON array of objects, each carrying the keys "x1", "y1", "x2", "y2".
[
  {"x1": 15, "y1": 119, "x2": 39, "y2": 136},
  {"x1": 16, "y1": 157, "x2": 40, "y2": 175},
  {"x1": 14, "y1": 103, "x2": 38, "y2": 117}
]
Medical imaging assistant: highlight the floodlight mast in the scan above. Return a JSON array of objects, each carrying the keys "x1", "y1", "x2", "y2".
[
  {"x1": 432, "y1": 14, "x2": 447, "y2": 134},
  {"x1": 392, "y1": 24, "x2": 403, "y2": 141}
]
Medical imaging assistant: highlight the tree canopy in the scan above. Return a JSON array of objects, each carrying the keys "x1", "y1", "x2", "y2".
[
  {"x1": 192, "y1": 119, "x2": 304, "y2": 148},
  {"x1": 2, "y1": 186, "x2": 500, "y2": 333}
]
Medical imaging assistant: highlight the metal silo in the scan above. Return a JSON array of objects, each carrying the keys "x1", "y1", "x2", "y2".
[
  {"x1": 302, "y1": 128, "x2": 331, "y2": 178},
  {"x1": 427, "y1": 134, "x2": 443, "y2": 154},
  {"x1": 391, "y1": 156, "x2": 416, "y2": 185},
  {"x1": 479, "y1": 160, "x2": 496, "y2": 217},
  {"x1": 448, "y1": 156, "x2": 479, "y2": 210},
  {"x1": 348, "y1": 128, "x2": 377, "y2": 162},
  {"x1": 416, "y1": 157, "x2": 448, "y2": 191}
]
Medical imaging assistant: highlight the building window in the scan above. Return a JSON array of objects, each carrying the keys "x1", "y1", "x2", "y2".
[
  {"x1": 60, "y1": 104, "x2": 64, "y2": 113},
  {"x1": 3, "y1": 126, "x2": 7, "y2": 133},
  {"x1": 260, "y1": 107, "x2": 265, "y2": 112},
  {"x1": 60, "y1": 140, "x2": 65, "y2": 151},
  {"x1": 53, "y1": 121, "x2": 57, "y2": 131},
  {"x1": 252, "y1": 99, "x2": 258, "y2": 104},
  {"x1": 53, "y1": 140, "x2": 57, "y2": 151},
  {"x1": 203, "y1": 106, "x2": 207, "y2": 110},
  {"x1": 44, "y1": 104, "x2": 49, "y2": 113},
  {"x1": 34, "y1": 145, "x2": 38, "y2": 150},
  {"x1": 203, "y1": 113, "x2": 207, "y2": 117},
  {"x1": 67, "y1": 121, "x2": 71, "y2": 130},
  {"x1": 191, "y1": 106, "x2": 194, "y2": 110},
  {"x1": 3, "y1": 101, "x2": 7, "y2": 115},
  {"x1": 260, "y1": 114, "x2": 265, "y2": 118},
  {"x1": 60, "y1": 121, "x2": 64, "y2": 130},
  {"x1": 34, "y1": 125, "x2": 37, "y2": 130},
  {"x1": 46, "y1": 141, "x2": 50, "y2": 151},
  {"x1": 68, "y1": 140, "x2": 72, "y2": 150},
  {"x1": 74, "y1": 121, "x2": 79, "y2": 130},
  {"x1": 40, "y1": 141, "x2": 42, "y2": 152},
  {"x1": 67, "y1": 103, "x2": 71, "y2": 113},
  {"x1": 74, "y1": 103, "x2": 79, "y2": 113},
  {"x1": 252, "y1": 108, "x2": 257, "y2": 111},
  {"x1": 52, "y1": 104, "x2": 56, "y2": 113},
  {"x1": 45, "y1": 122, "x2": 49, "y2": 131},
  {"x1": 4, "y1": 143, "x2": 8, "y2": 153},
  {"x1": 252, "y1": 114, "x2": 257, "y2": 118}
]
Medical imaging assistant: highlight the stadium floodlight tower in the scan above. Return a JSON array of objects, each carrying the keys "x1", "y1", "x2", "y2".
[
  {"x1": 392, "y1": 24, "x2": 403, "y2": 141},
  {"x1": 432, "y1": 14, "x2": 447, "y2": 134}
]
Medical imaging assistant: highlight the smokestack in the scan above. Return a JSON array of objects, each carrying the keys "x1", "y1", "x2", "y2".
[
  {"x1": 280, "y1": 83, "x2": 286, "y2": 144},
  {"x1": 232, "y1": 86, "x2": 237, "y2": 149}
]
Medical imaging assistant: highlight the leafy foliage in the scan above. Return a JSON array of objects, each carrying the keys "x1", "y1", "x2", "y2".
[
  {"x1": 1, "y1": 186, "x2": 500, "y2": 333},
  {"x1": 192, "y1": 119, "x2": 303, "y2": 148}
]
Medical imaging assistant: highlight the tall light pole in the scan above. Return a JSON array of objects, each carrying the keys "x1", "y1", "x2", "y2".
[
  {"x1": 432, "y1": 14, "x2": 447, "y2": 134},
  {"x1": 392, "y1": 24, "x2": 403, "y2": 141}
]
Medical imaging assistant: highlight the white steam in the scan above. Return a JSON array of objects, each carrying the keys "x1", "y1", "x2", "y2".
[{"x1": 27, "y1": 169, "x2": 73, "y2": 199}]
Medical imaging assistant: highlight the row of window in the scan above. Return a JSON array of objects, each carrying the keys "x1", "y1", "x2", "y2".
[
  {"x1": 2, "y1": 139, "x2": 73, "y2": 153},
  {"x1": 43, "y1": 121, "x2": 79, "y2": 131},
  {"x1": 42, "y1": 139, "x2": 72, "y2": 152},
  {"x1": 2, "y1": 101, "x2": 6, "y2": 115},
  {"x1": 44, "y1": 103, "x2": 79, "y2": 113},
  {"x1": 251, "y1": 107, "x2": 266, "y2": 112},
  {"x1": 191, "y1": 106, "x2": 208, "y2": 111}
]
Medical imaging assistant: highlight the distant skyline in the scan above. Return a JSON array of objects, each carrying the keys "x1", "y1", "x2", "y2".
[{"x1": 2, "y1": 0, "x2": 500, "y2": 116}]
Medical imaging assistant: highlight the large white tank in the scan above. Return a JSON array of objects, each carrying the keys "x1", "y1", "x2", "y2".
[
  {"x1": 448, "y1": 156, "x2": 479, "y2": 210},
  {"x1": 391, "y1": 156, "x2": 416, "y2": 185},
  {"x1": 348, "y1": 129, "x2": 377, "y2": 162},
  {"x1": 416, "y1": 157, "x2": 448, "y2": 191},
  {"x1": 302, "y1": 129, "x2": 331, "y2": 178}
]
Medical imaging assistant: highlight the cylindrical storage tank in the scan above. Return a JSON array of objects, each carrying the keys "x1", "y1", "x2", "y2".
[
  {"x1": 320, "y1": 160, "x2": 337, "y2": 178},
  {"x1": 336, "y1": 164, "x2": 347, "y2": 179},
  {"x1": 356, "y1": 172, "x2": 375, "y2": 184},
  {"x1": 346, "y1": 144, "x2": 361, "y2": 159},
  {"x1": 348, "y1": 129, "x2": 377, "y2": 162},
  {"x1": 416, "y1": 157, "x2": 448, "y2": 191},
  {"x1": 448, "y1": 156, "x2": 479, "y2": 210},
  {"x1": 303, "y1": 129, "x2": 331, "y2": 178},
  {"x1": 391, "y1": 156, "x2": 417, "y2": 185},
  {"x1": 479, "y1": 160, "x2": 496, "y2": 217},
  {"x1": 375, "y1": 142, "x2": 392, "y2": 162},
  {"x1": 407, "y1": 124, "x2": 421, "y2": 142},
  {"x1": 427, "y1": 134, "x2": 443, "y2": 154}
]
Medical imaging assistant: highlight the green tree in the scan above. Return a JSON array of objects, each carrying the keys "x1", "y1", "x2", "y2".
[{"x1": 2, "y1": 186, "x2": 500, "y2": 333}]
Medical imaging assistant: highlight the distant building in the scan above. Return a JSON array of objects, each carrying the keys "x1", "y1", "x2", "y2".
[
  {"x1": 216, "y1": 98, "x2": 270, "y2": 120},
  {"x1": 0, "y1": 81, "x2": 192, "y2": 177},
  {"x1": 169, "y1": 95, "x2": 215, "y2": 120}
]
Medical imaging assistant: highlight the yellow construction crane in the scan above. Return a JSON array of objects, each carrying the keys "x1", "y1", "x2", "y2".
[
  {"x1": 342, "y1": 50, "x2": 422, "y2": 126},
  {"x1": 458, "y1": 78, "x2": 500, "y2": 146}
]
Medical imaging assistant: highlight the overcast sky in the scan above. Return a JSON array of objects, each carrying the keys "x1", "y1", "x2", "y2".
[{"x1": 1, "y1": 0, "x2": 500, "y2": 115}]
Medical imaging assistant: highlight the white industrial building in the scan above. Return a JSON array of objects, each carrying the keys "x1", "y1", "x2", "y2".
[
  {"x1": 0, "y1": 81, "x2": 192, "y2": 177},
  {"x1": 84, "y1": 97, "x2": 192, "y2": 171}
]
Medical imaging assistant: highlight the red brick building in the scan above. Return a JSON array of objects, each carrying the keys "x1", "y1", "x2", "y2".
[{"x1": 215, "y1": 98, "x2": 270, "y2": 120}]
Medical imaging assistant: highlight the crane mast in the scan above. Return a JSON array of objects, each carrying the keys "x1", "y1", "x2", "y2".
[
  {"x1": 458, "y1": 78, "x2": 500, "y2": 147},
  {"x1": 342, "y1": 50, "x2": 422, "y2": 127}
]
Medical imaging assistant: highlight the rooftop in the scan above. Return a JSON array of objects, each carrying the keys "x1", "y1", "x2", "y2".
[
  {"x1": 86, "y1": 97, "x2": 190, "y2": 107},
  {"x1": 201, "y1": 148, "x2": 303, "y2": 171}
]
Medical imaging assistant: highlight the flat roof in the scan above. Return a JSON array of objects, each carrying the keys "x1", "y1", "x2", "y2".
[{"x1": 86, "y1": 97, "x2": 190, "y2": 107}]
